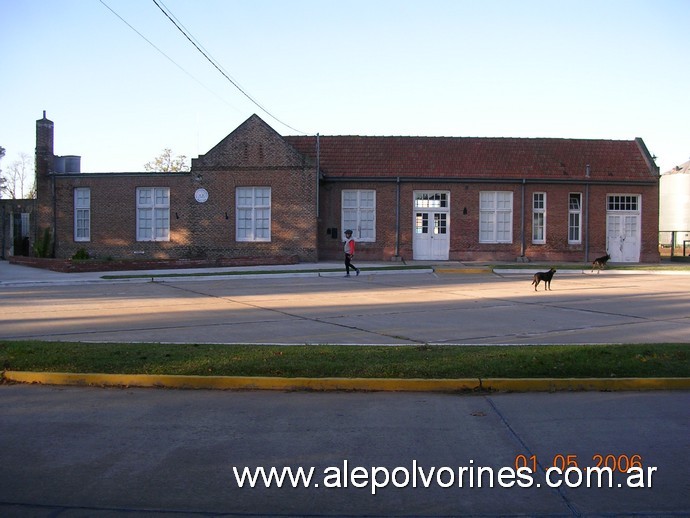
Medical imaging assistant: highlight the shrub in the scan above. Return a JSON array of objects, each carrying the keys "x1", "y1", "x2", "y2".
[
  {"x1": 33, "y1": 228, "x2": 53, "y2": 258},
  {"x1": 72, "y1": 248, "x2": 90, "y2": 260}
]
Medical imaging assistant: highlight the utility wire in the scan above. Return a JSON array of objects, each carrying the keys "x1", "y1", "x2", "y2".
[
  {"x1": 155, "y1": 0, "x2": 222, "y2": 76},
  {"x1": 151, "y1": 0, "x2": 306, "y2": 135},
  {"x1": 99, "y1": 0, "x2": 242, "y2": 113}
]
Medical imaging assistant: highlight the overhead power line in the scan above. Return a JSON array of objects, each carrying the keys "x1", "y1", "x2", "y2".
[
  {"x1": 151, "y1": 0, "x2": 306, "y2": 134},
  {"x1": 99, "y1": 0, "x2": 241, "y2": 113}
]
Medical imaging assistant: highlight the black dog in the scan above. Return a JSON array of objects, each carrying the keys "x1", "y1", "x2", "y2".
[
  {"x1": 532, "y1": 268, "x2": 556, "y2": 291},
  {"x1": 591, "y1": 253, "x2": 611, "y2": 273}
]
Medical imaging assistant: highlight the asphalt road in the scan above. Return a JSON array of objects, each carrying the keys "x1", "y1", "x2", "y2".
[
  {"x1": 1, "y1": 384, "x2": 688, "y2": 517},
  {"x1": 1, "y1": 267, "x2": 690, "y2": 345}
]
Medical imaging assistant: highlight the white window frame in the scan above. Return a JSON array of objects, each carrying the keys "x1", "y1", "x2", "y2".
[
  {"x1": 568, "y1": 192, "x2": 582, "y2": 244},
  {"x1": 236, "y1": 187, "x2": 271, "y2": 242},
  {"x1": 342, "y1": 189, "x2": 376, "y2": 242},
  {"x1": 479, "y1": 191, "x2": 513, "y2": 243},
  {"x1": 20, "y1": 213, "x2": 30, "y2": 238},
  {"x1": 136, "y1": 187, "x2": 170, "y2": 242},
  {"x1": 532, "y1": 192, "x2": 546, "y2": 244},
  {"x1": 607, "y1": 194, "x2": 639, "y2": 212},
  {"x1": 74, "y1": 187, "x2": 91, "y2": 242},
  {"x1": 414, "y1": 191, "x2": 449, "y2": 209}
]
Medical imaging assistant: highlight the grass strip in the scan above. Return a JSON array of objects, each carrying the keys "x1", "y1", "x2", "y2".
[{"x1": 1, "y1": 342, "x2": 688, "y2": 379}]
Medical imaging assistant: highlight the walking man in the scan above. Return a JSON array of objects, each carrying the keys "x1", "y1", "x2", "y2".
[{"x1": 343, "y1": 229, "x2": 360, "y2": 277}]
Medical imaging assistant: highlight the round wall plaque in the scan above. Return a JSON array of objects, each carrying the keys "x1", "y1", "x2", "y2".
[{"x1": 194, "y1": 188, "x2": 209, "y2": 203}]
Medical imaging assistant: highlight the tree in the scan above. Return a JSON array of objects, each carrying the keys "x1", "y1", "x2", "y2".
[
  {"x1": 144, "y1": 148, "x2": 190, "y2": 172},
  {"x1": 2, "y1": 152, "x2": 34, "y2": 199}
]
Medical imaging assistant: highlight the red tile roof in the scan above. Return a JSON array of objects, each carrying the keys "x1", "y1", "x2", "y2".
[{"x1": 284, "y1": 135, "x2": 657, "y2": 181}]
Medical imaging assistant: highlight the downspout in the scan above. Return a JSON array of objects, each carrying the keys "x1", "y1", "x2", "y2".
[
  {"x1": 314, "y1": 134, "x2": 320, "y2": 262},
  {"x1": 585, "y1": 164, "x2": 590, "y2": 262},
  {"x1": 51, "y1": 171, "x2": 57, "y2": 257},
  {"x1": 395, "y1": 176, "x2": 400, "y2": 258},
  {"x1": 520, "y1": 179, "x2": 526, "y2": 259},
  {"x1": 315, "y1": 133, "x2": 320, "y2": 219}
]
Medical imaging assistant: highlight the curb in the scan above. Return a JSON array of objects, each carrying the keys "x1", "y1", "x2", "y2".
[{"x1": 3, "y1": 371, "x2": 689, "y2": 393}]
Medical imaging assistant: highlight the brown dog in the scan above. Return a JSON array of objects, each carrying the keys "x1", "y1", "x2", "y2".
[
  {"x1": 591, "y1": 253, "x2": 611, "y2": 273},
  {"x1": 532, "y1": 268, "x2": 556, "y2": 291}
]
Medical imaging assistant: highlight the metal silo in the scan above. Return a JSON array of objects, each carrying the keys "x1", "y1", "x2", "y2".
[
  {"x1": 659, "y1": 160, "x2": 690, "y2": 248},
  {"x1": 63, "y1": 155, "x2": 81, "y2": 173}
]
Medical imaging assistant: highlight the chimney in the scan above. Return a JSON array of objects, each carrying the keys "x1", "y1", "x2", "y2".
[{"x1": 35, "y1": 111, "x2": 54, "y2": 178}]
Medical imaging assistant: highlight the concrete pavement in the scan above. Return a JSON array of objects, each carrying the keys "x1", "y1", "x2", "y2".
[
  {"x1": 0, "y1": 384, "x2": 688, "y2": 517},
  {"x1": 0, "y1": 258, "x2": 435, "y2": 287},
  {"x1": 1, "y1": 258, "x2": 687, "y2": 287}
]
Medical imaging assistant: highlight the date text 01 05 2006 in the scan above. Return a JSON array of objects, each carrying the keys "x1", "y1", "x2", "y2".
[{"x1": 515, "y1": 453, "x2": 644, "y2": 474}]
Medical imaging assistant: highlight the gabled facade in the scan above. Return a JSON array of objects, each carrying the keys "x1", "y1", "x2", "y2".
[
  {"x1": 33, "y1": 114, "x2": 319, "y2": 262},
  {"x1": 32, "y1": 113, "x2": 660, "y2": 264}
]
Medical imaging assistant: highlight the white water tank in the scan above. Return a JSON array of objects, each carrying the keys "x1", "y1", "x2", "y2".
[
  {"x1": 659, "y1": 160, "x2": 690, "y2": 245},
  {"x1": 63, "y1": 155, "x2": 81, "y2": 173},
  {"x1": 53, "y1": 155, "x2": 81, "y2": 174}
]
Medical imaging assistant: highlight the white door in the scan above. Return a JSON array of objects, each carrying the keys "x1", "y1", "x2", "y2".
[
  {"x1": 413, "y1": 211, "x2": 449, "y2": 260},
  {"x1": 413, "y1": 191, "x2": 450, "y2": 260},
  {"x1": 606, "y1": 213, "x2": 640, "y2": 262}
]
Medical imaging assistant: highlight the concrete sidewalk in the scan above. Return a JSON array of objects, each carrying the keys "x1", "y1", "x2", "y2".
[
  {"x1": 3, "y1": 258, "x2": 688, "y2": 288},
  {"x1": 0, "y1": 258, "x2": 438, "y2": 287}
]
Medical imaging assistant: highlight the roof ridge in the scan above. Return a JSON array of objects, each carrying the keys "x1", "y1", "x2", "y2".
[{"x1": 286, "y1": 134, "x2": 635, "y2": 142}]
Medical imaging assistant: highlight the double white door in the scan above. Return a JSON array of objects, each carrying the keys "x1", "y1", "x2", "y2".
[
  {"x1": 413, "y1": 210, "x2": 449, "y2": 260},
  {"x1": 607, "y1": 213, "x2": 640, "y2": 262}
]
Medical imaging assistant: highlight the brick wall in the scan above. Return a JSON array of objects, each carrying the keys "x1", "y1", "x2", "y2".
[
  {"x1": 51, "y1": 168, "x2": 318, "y2": 262},
  {"x1": 318, "y1": 180, "x2": 660, "y2": 262}
]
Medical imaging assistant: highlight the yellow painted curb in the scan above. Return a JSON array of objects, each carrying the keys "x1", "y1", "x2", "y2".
[
  {"x1": 2, "y1": 371, "x2": 689, "y2": 392},
  {"x1": 1, "y1": 372, "x2": 479, "y2": 392},
  {"x1": 481, "y1": 377, "x2": 690, "y2": 392}
]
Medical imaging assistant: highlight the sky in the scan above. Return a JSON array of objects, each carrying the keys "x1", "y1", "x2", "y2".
[{"x1": 1, "y1": 0, "x2": 689, "y2": 182}]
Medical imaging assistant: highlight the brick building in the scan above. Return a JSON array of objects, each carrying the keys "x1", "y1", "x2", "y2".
[{"x1": 31, "y1": 112, "x2": 660, "y2": 265}]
